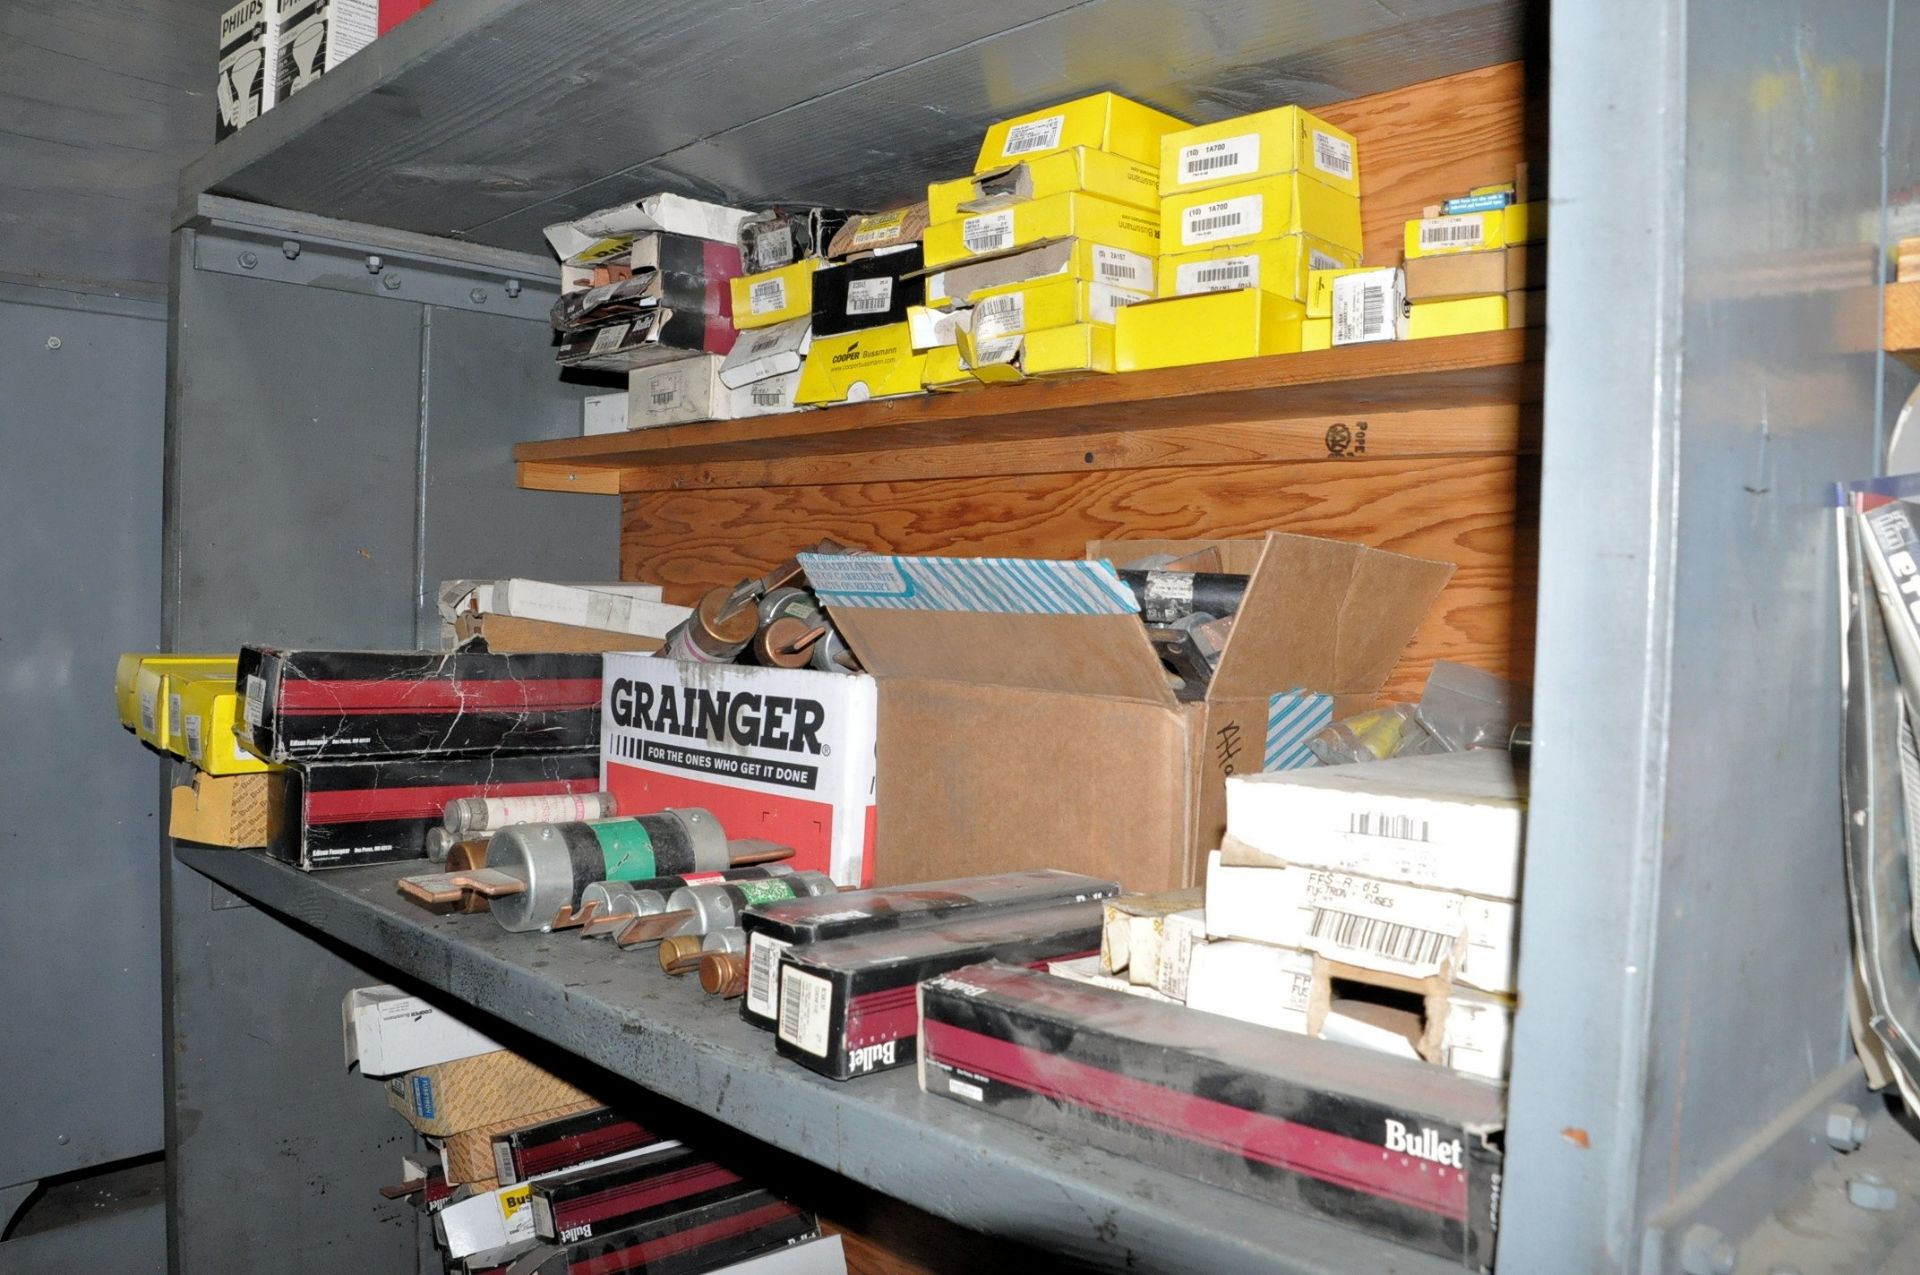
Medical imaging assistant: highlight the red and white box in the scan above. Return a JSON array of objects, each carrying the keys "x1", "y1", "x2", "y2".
[{"x1": 600, "y1": 654, "x2": 876, "y2": 886}]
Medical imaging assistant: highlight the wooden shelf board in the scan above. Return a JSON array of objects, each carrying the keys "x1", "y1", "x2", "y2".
[{"x1": 516, "y1": 329, "x2": 1541, "y2": 493}]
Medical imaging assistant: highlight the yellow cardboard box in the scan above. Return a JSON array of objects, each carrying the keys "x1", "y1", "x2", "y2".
[
  {"x1": 968, "y1": 274, "x2": 1149, "y2": 342},
  {"x1": 118, "y1": 654, "x2": 233, "y2": 738},
  {"x1": 975, "y1": 92, "x2": 1187, "y2": 172},
  {"x1": 924, "y1": 193, "x2": 1161, "y2": 268},
  {"x1": 961, "y1": 322, "x2": 1117, "y2": 383},
  {"x1": 175, "y1": 674, "x2": 278, "y2": 776},
  {"x1": 132, "y1": 656, "x2": 238, "y2": 752},
  {"x1": 729, "y1": 260, "x2": 814, "y2": 329},
  {"x1": 1160, "y1": 236, "x2": 1358, "y2": 304},
  {"x1": 1162, "y1": 175, "x2": 1363, "y2": 256},
  {"x1": 1302, "y1": 317, "x2": 1332, "y2": 351},
  {"x1": 932, "y1": 147, "x2": 1160, "y2": 222},
  {"x1": 1159, "y1": 105, "x2": 1360, "y2": 199},
  {"x1": 795, "y1": 323, "x2": 928, "y2": 405},
  {"x1": 925, "y1": 238, "x2": 1155, "y2": 307},
  {"x1": 1115, "y1": 289, "x2": 1306, "y2": 372},
  {"x1": 922, "y1": 344, "x2": 976, "y2": 391},
  {"x1": 1408, "y1": 294, "x2": 1508, "y2": 340},
  {"x1": 1305, "y1": 266, "x2": 1385, "y2": 318}
]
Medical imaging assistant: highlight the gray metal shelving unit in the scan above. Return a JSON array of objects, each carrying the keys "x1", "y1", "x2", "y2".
[{"x1": 159, "y1": 2, "x2": 1920, "y2": 1272}]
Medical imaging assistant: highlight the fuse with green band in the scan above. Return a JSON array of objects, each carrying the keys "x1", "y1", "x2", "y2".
[
  {"x1": 659, "y1": 873, "x2": 840, "y2": 942},
  {"x1": 487, "y1": 808, "x2": 734, "y2": 933}
]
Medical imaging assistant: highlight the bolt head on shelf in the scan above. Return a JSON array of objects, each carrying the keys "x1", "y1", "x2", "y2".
[
  {"x1": 1826, "y1": 1102, "x2": 1869, "y2": 1152},
  {"x1": 1847, "y1": 1172, "x2": 1898, "y2": 1212}
]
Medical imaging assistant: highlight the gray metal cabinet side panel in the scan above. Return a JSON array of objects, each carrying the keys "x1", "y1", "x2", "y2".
[
  {"x1": 1506, "y1": 3, "x2": 1886, "y2": 1271},
  {"x1": 0, "y1": 290, "x2": 166, "y2": 1188},
  {"x1": 416, "y1": 304, "x2": 615, "y2": 641}
]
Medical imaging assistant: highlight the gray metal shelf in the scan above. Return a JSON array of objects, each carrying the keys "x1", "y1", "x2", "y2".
[
  {"x1": 175, "y1": 0, "x2": 1523, "y2": 257},
  {"x1": 176, "y1": 844, "x2": 1463, "y2": 1275}
]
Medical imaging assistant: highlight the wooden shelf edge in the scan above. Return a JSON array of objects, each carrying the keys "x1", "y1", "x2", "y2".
[{"x1": 1887, "y1": 279, "x2": 1920, "y2": 371}]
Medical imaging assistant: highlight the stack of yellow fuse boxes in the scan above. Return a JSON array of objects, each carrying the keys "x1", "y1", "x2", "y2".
[
  {"x1": 115, "y1": 653, "x2": 279, "y2": 846},
  {"x1": 1396, "y1": 165, "x2": 1546, "y2": 338},
  {"x1": 918, "y1": 91, "x2": 1180, "y2": 385},
  {"x1": 1114, "y1": 106, "x2": 1364, "y2": 371}
]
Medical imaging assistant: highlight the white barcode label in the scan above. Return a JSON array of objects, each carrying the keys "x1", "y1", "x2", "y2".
[
  {"x1": 1418, "y1": 216, "x2": 1485, "y2": 251},
  {"x1": 777, "y1": 967, "x2": 834, "y2": 1057},
  {"x1": 1308, "y1": 247, "x2": 1343, "y2": 272},
  {"x1": 746, "y1": 934, "x2": 792, "y2": 1019},
  {"x1": 971, "y1": 334, "x2": 1023, "y2": 366},
  {"x1": 1092, "y1": 246, "x2": 1151, "y2": 287},
  {"x1": 1333, "y1": 274, "x2": 1396, "y2": 345},
  {"x1": 749, "y1": 383, "x2": 785, "y2": 408},
  {"x1": 1001, "y1": 114, "x2": 1064, "y2": 157},
  {"x1": 1088, "y1": 283, "x2": 1142, "y2": 326},
  {"x1": 756, "y1": 222, "x2": 793, "y2": 267},
  {"x1": 184, "y1": 714, "x2": 205, "y2": 761},
  {"x1": 647, "y1": 374, "x2": 683, "y2": 411},
  {"x1": 1178, "y1": 133, "x2": 1258, "y2": 184},
  {"x1": 846, "y1": 277, "x2": 893, "y2": 315},
  {"x1": 962, "y1": 211, "x2": 1014, "y2": 255},
  {"x1": 1308, "y1": 907, "x2": 1455, "y2": 968},
  {"x1": 973, "y1": 293, "x2": 1025, "y2": 341},
  {"x1": 947, "y1": 1078, "x2": 985, "y2": 1102},
  {"x1": 588, "y1": 323, "x2": 629, "y2": 355},
  {"x1": 1282, "y1": 969, "x2": 1314, "y2": 1011},
  {"x1": 749, "y1": 277, "x2": 788, "y2": 315},
  {"x1": 1175, "y1": 255, "x2": 1259, "y2": 295},
  {"x1": 139, "y1": 688, "x2": 157, "y2": 735},
  {"x1": 168, "y1": 692, "x2": 184, "y2": 739},
  {"x1": 1182, "y1": 195, "x2": 1261, "y2": 246},
  {"x1": 1312, "y1": 129, "x2": 1354, "y2": 180},
  {"x1": 243, "y1": 674, "x2": 265, "y2": 727},
  {"x1": 1348, "y1": 810, "x2": 1433, "y2": 841}
]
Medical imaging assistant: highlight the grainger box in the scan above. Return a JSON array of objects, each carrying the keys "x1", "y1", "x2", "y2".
[
  {"x1": 919, "y1": 962, "x2": 1502, "y2": 1269},
  {"x1": 600, "y1": 655, "x2": 876, "y2": 887}
]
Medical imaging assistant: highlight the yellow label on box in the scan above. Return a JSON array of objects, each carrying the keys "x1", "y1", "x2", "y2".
[
  {"x1": 926, "y1": 238, "x2": 1156, "y2": 307},
  {"x1": 924, "y1": 193, "x2": 1161, "y2": 268},
  {"x1": 1408, "y1": 294, "x2": 1508, "y2": 340},
  {"x1": 795, "y1": 323, "x2": 927, "y2": 405},
  {"x1": 968, "y1": 274, "x2": 1150, "y2": 339},
  {"x1": 1405, "y1": 211, "x2": 1508, "y2": 259},
  {"x1": 1160, "y1": 236, "x2": 1358, "y2": 304},
  {"x1": 975, "y1": 91, "x2": 1188, "y2": 172},
  {"x1": 1301, "y1": 317, "x2": 1331, "y2": 351},
  {"x1": 1162, "y1": 175, "x2": 1363, "y2": 255},
  {"x1": 177, "y1": 673, "x2": 278, "y2": 775},
  {"x1": 931, "y1": 147, "x2": 1160, "y2": 222},
  {"x1": 1115, "y1": 289, "x2": 1306, "y2": 372},
  {"x1": 1158, "y1": 105, "x2": 1360, "y2": 199},
  {"x1": 730, "y1": 260, "x2": 814, "y2": 330}
]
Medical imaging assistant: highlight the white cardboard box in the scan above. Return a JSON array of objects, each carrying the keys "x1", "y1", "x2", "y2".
[
  {"x1": 1223, "y1": 749, "x2": 1526, "y2": 899},
  {"x1": 720, "y1": 317, "x2": 812, "y2": 388},
  {"x1": 627, "y1": 355, "x2": 799, "y2": 428},
  {"x1": 216, "y1": 0, "x2": 280, "y2": 138},
  {"x1": 601, "y1": 654, "x2": 877, "y2": 886},
  {"x1": 544, "y1": 195, "x2": 752, "y2": 265},
  {"x1": 1330, "y1": 267, "x2": 1409, "y2": 344},
  {"x1": 1183, "y1": 939, "x2": 1316, "y2": 1032},
  {"x1": 1203, "y1": 850, "x2": 1516, "y2": 993},
  {"x1": 343, "y1": 985, "x2": 500, "y2": 1077},
  {"x1": 274, "y1": 0, "x2": 376, "y2": 99},
  {"x1": 583, "y1": 393, "x2": 630, "y2": 436}
]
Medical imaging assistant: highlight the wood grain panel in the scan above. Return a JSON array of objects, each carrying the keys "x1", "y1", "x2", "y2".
[
  {"x1": 623, "y1": 455, "x2": 1537, "y2": 702},
  {"x1": 1316, "y1": 59, "x2": 1544, "y2": 267}
]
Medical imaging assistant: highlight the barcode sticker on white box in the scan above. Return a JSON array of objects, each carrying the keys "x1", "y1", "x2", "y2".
[
  {"x1": 184, "y1": 714, "x2": 205, "y2": 762},
  {"x1": 963, "y1": 211, "x2": 1014, "y2": 255},
  {"x1": 749, "y1": 276, "x2": 788, "y2": 315},
  {"x1": 1178, "y1": 134, "x2": 1259, "y2": 185},
  {"x1": 756, "y1": 222, "x2": 793, "y2": 268},
  {"x1": 1418, "y1": 215, "x2": 1485, "y2": 251},
  {"x1": 1093, "y1": 246, "x2": 1151, "y2": 288},
  {"x1": 243, "y1": 675, "x2": 265, "y2": 728},
  {"x1": 1001, "y1": 114, "x2": 1064, "y2": 157},
  {"x1": 846, "y1": 278, "x2": 893, "y2": 316},
  {"x1": 1349, "y1": 809, "x2": 1432, "y2": 841},
  {"x1": 972, "y1": 293, "x2": 1025, "y2": 341},
  {"x1": 971, "y1": 334, "x2": 1023, "y2": 366},
  {"x1": 1182, "y1": 195, "x2": 1261, "y2": 246},
  {"x1": 1175, "y1": 254, "x2": 1259, "y2": 295},
  {"x1": 647, "y1": 373, "x2": 683, "y2": 411},
  {"x1": 746, "y1": 934, "x2": 791, "y2": 1020},
  {"x1": 589, "y1": 322, "x2": 630, "y2": 355},
  {"x1": 1297, "y1": 869, "x2": 1465, "y2": 976},
  {"x1": 778, "y1": 967, "x2": 834, "y2": 1057},
  {"x1": 1312, "y1": 130, "x2": 1354, "y2": 180},
  {"x1": 1332, "y1": 272, "x2": 1398, "y2": 345}
]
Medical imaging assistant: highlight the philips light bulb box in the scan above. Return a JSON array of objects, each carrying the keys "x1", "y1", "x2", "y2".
[
  {"x1": 918, "y1": 962, "x2": 1502, "y2": 1269},
  {"x1": 273, "y1": 0, "x2": 376, "y2": 99},
  {"x1": 600, "y1": 654, "x2": 878, "y2": 888},
  {"x1": 215, "y1": 0, "x2": 280, "y2": 139},
  {"x1": 794, "y1": 535, "x2": 1450, "y2": 893}
]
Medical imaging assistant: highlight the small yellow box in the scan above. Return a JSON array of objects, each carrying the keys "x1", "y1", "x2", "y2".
[
  {"x1": 1162, "y1": 175, "x2": 1363, "y2": 256},
  {"x1": 931, "y1": 148, "x2": 1160, "y2": 222},
  {"x1": 1301, "y1": 317, "x2": 1332, "y2": 351},
  {"x1": 1158, "y1": 105, "x2": 1360, "y2": 199},
  {"x1": 975, "y1": 92, "x2": 1187, "y2": 172},
  {"x1": 1408, "y1": 294, "x2": 1508, "y2": 340},
  {"x1": 924, "y1": 193, "x2": 1161, "y2": 268},
  {"x1": 118, "y1": 653, "x2": 232, "y2": 734},
  {"x1": 176, "y1": 674, "x2": 278, "y2": 776},
  {"x1": 1159, "y1": 235, "x2": 1358, "y2": 304},
  {"x1": 730, "y1": 260, "x2": 814, "y2": 330},
  {"x1": 962, "y1": 322, "x2": 1117, "y2": 382},
  {"x1": 795, "y1": 323, "x2": 928, "y2": 405},
  {"x1": 922, "y1": 344, "x2": 976, "y2": 391},
  {"x1": 1114, "y1": 289, "x2": 1306, "y2": 372},
  {"x1": 1305, "y1": 266, "x2": 1384, "y2": 319},
  {"x1": 967, "y1": 274, "x2": 1149, "y2": 342},
  {"x1": 132, "y1": 656, "x2": 238, "y2": 752},
  {"x1": 926, "y1": 238, "x2": 1156, "y2": 307},
  {"x1": 1503, "y1": 200, "x2": 1546, "y2": 245},
  {"x1": 1405, "y1": 211, "x2": 1507, "y2": 259}
]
